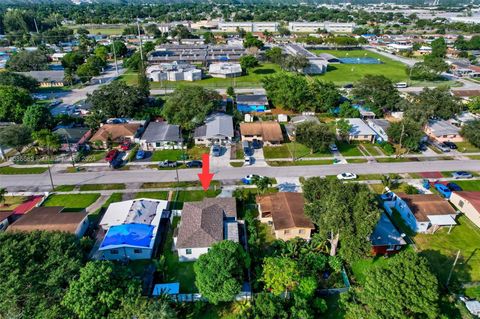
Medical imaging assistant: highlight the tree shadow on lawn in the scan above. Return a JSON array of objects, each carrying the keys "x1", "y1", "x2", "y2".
[
  {"x1": 418, "y1": 249, "x2": 473, "y2": 295},
  {"x1": 252, "y1": 68, "x2": 276, "y2": 75}
]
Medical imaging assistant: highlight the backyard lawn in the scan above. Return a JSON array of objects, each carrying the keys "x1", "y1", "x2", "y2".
[
  {"x1": 0, "y1": 166, "x2": 48, "y2": 174},
  {"x1": 414, "y1": 215, "x2": 480, "y2": 298},
  {"x1": 163, "y1": 217, "x2": 197, "y2": 293},
  {"x1": 42, "y1": 193, "x2": 100, "y2": 211},
  {"x1": 350, "y1": 255, "x2": 392, "y2": 285},
  {"x1": 309, "y1": 49, "x2": 408, "y2": 84}
]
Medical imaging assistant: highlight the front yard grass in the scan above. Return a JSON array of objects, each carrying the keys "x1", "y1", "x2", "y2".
[
  {"x1": 453, "y1": 180, "x2": 480, "y2": 191},
  {"x1": 337, "y1": 142, "x2": 363, "y2": 157},
  {"x1": 376, "y1": 157, "x2": 414, "y2": 163},
  {"x1": 263, "y1": 143, "x2": 333, "y2": 159},
  {"x1": 171, "y1": 189, "x2": 222, "y2": 210},
  {"x1": 151, "y1": 149, "x2": 184, "y2": 161},
  {"x1": 456, "y1": 141, "x2": 480, "y2": 153},
  {"x1": 361, "y1": 143, "x2": 384, "y2": 156},
  {"x1": 414, "y1": 215, "x2": 480, "y2": 291},
  {"x1": 134, "y1": 191, "x2": 169, "y2": 200},
  {"x1": 0, "y1": 166, "x2": 48, "y2": 174},
  {"x1": 163, "y1": 217, "x2": 197, "y2": 293},
  {"x1": 0, "y1": 196, "x2": 27, "y2": 210},
  {"x1": 347, "y1": 158, "x2": 368, "y2": 163},
  {"x1": 267, "y1": 159, "x2": 333, "y2": 166},
  {"x1": 141, "y1": 180, "x2": 220, "y2": 189},
  {"x1": 54, "y1": 185, "x2": 76, "y2": 192},
  {"x1": 230, "y1": 161, "x2": 244, "y2": 167},
  {"x1": 78, "y1": 183, "x2": 125, "y2": 191},
  {"x1": 43, "y1": 193, "x2": 100, "y2": 211}
]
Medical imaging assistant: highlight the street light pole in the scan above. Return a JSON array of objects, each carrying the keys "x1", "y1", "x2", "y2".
[{"x1": 47, "y1": 165, "x2": 54, "y2": 191}]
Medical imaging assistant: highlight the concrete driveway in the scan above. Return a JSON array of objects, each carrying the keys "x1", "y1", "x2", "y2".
[{"x1": 210, "y1": 145, "x2": 232, "y2": 169}]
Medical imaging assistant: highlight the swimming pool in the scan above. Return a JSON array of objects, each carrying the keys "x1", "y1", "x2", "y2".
[{"x1": 338, "y1": 57, "x2": 382, "y2": 64}]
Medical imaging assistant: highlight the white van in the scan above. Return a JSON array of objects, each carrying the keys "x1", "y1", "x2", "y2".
[{"x1": 395, "y1": 82, "x2": 408, "y2": 88}]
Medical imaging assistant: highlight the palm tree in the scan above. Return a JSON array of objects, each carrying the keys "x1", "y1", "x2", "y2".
[{"x1": 252, "y1": 176, "x2": 273, "y2": 194}]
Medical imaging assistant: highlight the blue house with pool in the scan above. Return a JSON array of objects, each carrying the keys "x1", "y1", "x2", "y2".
[{"x1": 236, "y1": 94, "x2": 269, "y2": 113}]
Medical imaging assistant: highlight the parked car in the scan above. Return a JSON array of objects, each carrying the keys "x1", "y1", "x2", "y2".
[
  {"x1": 419, "y1": 143, "x2": 428, "y2": 152},
  {"x1": 329, "y1": 144, "x2": 338, "y2": 152},
  {"x1": 159, "y1": 160, "x2": 177, "y2": 168},
  {"x1": 33, "y1": 94, "x2": 48, "y2": 100},
  {"x1": 446, "y1": 182, "x2": 463, "y2": 192},
  {"x1": 121, "y1": 140, "x2": 131, "y2": 151},
  {"x1": 452, "y1": 171, "x2": 473, "y2": 179},
  {"x1": 434, "y1": 183, "x2": 452, "y2": 198},
  {"x1": 105, "y1": 149, "x2": 118, "y2": 162},
  {"x1": 135, "y1": 149, "x2": 145, "y2": 160},
  {"x1": 436, "y1": 143, "x2": 451, "y2": 152},
  {"x1": 244, "y1": 156, "x2": 253, "y2": 165},
  {"x1": 380, "y1": 192, "x2": 394, "y2": 201},
  {"x1": 110, "y1": 158, "x2": 123, "y2": 169},
  {"x1": 336, "y1": 172, "x2": 357, "y2": 180},
  {"x1": 252, "y1": 140, "x2": 262, "y2": 149},
  {"x1": 186, "y1": 160, "x2": 202, "y2": 168},
  {"x1": 242, "y1": 141, "x2": 252, "y2": 156},
  {"x1": 242, "y1": 174, "x2": 263, "y2": 184},
  {"x1": 443, "y1": 141, "x2": 458, "y2": 150},
  {"x1": 212, "y1": 144, "x2": 222, "y2": 157}
]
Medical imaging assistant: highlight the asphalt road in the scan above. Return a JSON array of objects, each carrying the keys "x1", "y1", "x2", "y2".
[{"x1": 1, "y1": 160, "x2": 479, "y2": 189}]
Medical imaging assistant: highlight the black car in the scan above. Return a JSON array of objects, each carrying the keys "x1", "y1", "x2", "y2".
[
  {"x1": 110, "y1": 158, "x2": 123, "y2": 169},
  {"x1": 418, "y1": 143, "x2": 428, "y2": 152},
  {"x1": 159, "y1": 160, "x2": 177, "y2": 168},
  {"x1": 443, "y1": 141, "x2": 458, "y2": 149},
  {"x1": 446, "y1": 182, "x2": 462, "y2": 192},
  {"x1": 186, "y1": 160, "x2": 202, "y2": 168}
]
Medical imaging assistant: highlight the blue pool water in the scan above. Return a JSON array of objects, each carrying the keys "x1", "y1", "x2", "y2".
[{"x1": 338, "y1": 57, "x2": 382, "y2": 64}]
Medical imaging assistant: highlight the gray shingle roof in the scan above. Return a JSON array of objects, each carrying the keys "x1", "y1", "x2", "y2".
[
  {"x1": 194, "y1": 113, "x2": 234, "y2": 139},
  {"x1": 54, "y1": 127, "x2": 89, "y2": 143},
  {"x1": 141, "y1": 121, "x2": 182, "y2": 143},
  {"x1": 427, "y1": 120, "x2": 460, "y2": 136},
  {"x1": 236, "y1": 94, "x2": 268, "y2": 106},
  {"x1": 176, "y1": 198, "x2": 237, "y2": 249}
]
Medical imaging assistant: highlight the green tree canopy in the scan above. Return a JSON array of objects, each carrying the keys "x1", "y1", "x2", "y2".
[
  {"x1": 0, "y1": 85, "x2": 34, "y2": 123},
  {"x1": 0, "y1": 124, "x2": 32, "y2": 151},
  {"x1": 387, "y1": 119, "x2": 424, "y2": 152},
  {"x1": 32, "y1": 129, "x2": 61, "y2": 154},
  {"x1": 22, "y1": 104, "x2": 54, "y2": 131},
  {"x1": 250, "y1": 292, "x2": 288, "y2": 319},
  {"x1": 342, "y1": 250, "x2": 440, "y2": 319},
  {"x1": 239, "y1": 55, "x2": 259, "y2": 73},
  {"x1": 6, "y1": 50, "x2": 49, "y2": 72},
  {"x1": 194, "y1": 240, "x2": 247, "y2": 304},
  {"x1": 265, "y1": 47, "x2": 284, "y2": 64},
  {"x1": 110, "y1": 296, "x2": 177, "y2": 319},
  {"x1": 0, "y1": 71, "x2": 38, "y2": 91},
  {"x1": 461, "y1": 120, "x2": 480, "y2": 148},
  {"x1": 261, "y1": 256, "x2": 300, "y2": 296},
  {"x1": 352, "y1": 75, "x2": 401, "y2": 115},
  {"x1": 295, "y1": 121, "x2": 335, "y2": 154},
  {"x1": 162, "y1": 85, "x2": 220, "y2": 130},
  {"x1": 87, "y1": 80, "x2": 147, "y2": 119},
  {"x1": 62, "y1": 261, "x2": 141, "y2": 319},
  {"x1": 303, "y1": 178, "x2": 380, "y2": 262},
  {"x1": 414, "y1": 87, "x2": 462, "y2": 120},
  {"x1": 243, "y1": 33, "x2": 264, "y2": 48},
  {"x1": 110, "y1": 41, "x2": 128, "y2": 57},
  {"x1": 0, "y1": 231, "x2": 87, "y2": 319}
]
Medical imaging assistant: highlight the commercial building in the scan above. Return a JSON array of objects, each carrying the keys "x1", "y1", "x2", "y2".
[
  {"x1": 288, "y1": 22, "x2": 356, "y2": 33},
  {"x1": 148, "y1": 44, "x2": 246, "y2": 64},
  {"x1": 283, "y1": 44, "x2": 328, "y2": 74},
  {"x1": 208, "y1": 62, "x2": 242, "y2": 78},
  {"x1": 218, "y1": 22, "x2": 279, "y2": 32},
  {"x1": 146, "y1": 62, "x2": 202, "y2": 82}
]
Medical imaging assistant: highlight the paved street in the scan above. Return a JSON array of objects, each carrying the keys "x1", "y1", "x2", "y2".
[{"x1": 1, "y1": 159, "x2": 479, "y2": 189}]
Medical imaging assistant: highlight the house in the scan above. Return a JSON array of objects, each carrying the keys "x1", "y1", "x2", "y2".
[
  {"x1": 240, "y1": 121, "x2": 283, "y2": 146},
  {"x1": 0, "y1": 211, "x2": 13, "y2": 232},
  {"x1": 449, "y1": 191, "x2": 480, "y2": 228},
  {"x1": 425, "y1": 120, "x2": 463, "y2": 143},
  {"x1": 383, "y1": 193, "x2": 458, "y2": 233},
  {"x1": 90, "y1": 123, "x2": 142, "y2": 147},
  {"x1": 370, "y1": 213, "x2": 407, "y2": 255},
  {"x1": 97, "y1": 198, "x2": 169, "y2": 260},
  {"x1": 450, "y1": 112, "x2": 479, "y2": 127},
  {"x1": 285, "y1": 115, "x2": 320, "y2": 139},
  {"x1": 194, "y1": 113, "x2": 234, "y2": 145},
  {"x1": 367, "y1": 119, "x2": 391, "y2": 142},
  {"x1": 17, "y1": 70, "x2": 65, "y2": 88},
  {"x1": 139, "y1": 121, "x2": 183, "y2": 150},
  {"x1": 50, "y1": 52, "x2": 66, "y2": 62},
  {"x1": 53, "y1": 127, "x2": 91, "y2": 152},
  {"x1": 340, "y1": 118, "x2": 377, "y2": 143},
  {"x1": 174, "y1": 198, "x2": 238, "y2": 261},
  {"x1": 236, "y1": 94, "x2": 269, "y2": 113},
  {"x1": 7, "y1": 206, "x2": 89, "y2": 237},
  {"x1": 452, "y1": 89, "x2": 480, "y2": 102},
  {"x1": 256, "y1": 192, "x2": 314, "y2": 241},
  {"x1": 208, "y1": 62, "x2": 242, "y2": 78}
]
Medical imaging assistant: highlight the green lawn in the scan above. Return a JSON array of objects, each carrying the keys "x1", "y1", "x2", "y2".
[
  {"x1": 309, "y1": 49, "x2": 408, "y2": 84},
  {"x1": 91, "y1": 192, "x2": 123, "y2": 221},
  {"x1": 134, "y1": 191, "x2": 169, "y2": 200},
  {"x1": 122, "y1": 63, "x2": 282, "y2": 89},
  {"x1": 337, "y1": 142, "x2": 363, "y2": 157},
  {"x1": 376, "y1": 157, "x2": 414, "y2": 163},
  {"x1": 78, "y1": 183, "x2": 125, "y2": 191},
  {"x1": 163, "y1": 217, "x2": 197, "y2": 293},
  {"x1": 347, "y1": 158, "x2": 368, "y2": 163},
  {"x1": 42, "y1": 193, "x2": 100, "y2": 211},
  {"x1": 54, "y1": 185, "x2": 76, "y2": 192},
  {"x1": 263, "y1": 143, "x2": 333, "y2": 159},
  {"x1": 456, "y1": 141, "x2": 480, "y2": 153},
  {"x1": 361, "y1": 143, "x2": 384, "y2": 156},
  {"x1": 171, "y1": 189, "x2": 222, "y2": 210},
  {"x1": 141, "y1": 180, "x2": 221, "y2": 189},
  {"x1": 350, "y1": 256, "x2": 392, "y2": 285},
  {"x1": 151, "y1": 149, "x2": 184, "y2": 161},
  {"x1": 230, "y1": 161, "x2": 244, "y2": 167},
  {"x1": 0, "y1": 196, "x2": 27, "y2": 210},
  {"x1": 80, "y1": 150, "x2": 107, "y2": 163},
  {"x1": 0, "y1": 166, "x2": 48, "y2": 174},
  {"x1": 267, "y1": 159, "x2": 334, "y2": 166},
  {"x1": 415, "y1": 216, "x2": 480, "y2": 290},
  {"x1": 452, "y1": 180, "x2": 480, "y2": 191}
]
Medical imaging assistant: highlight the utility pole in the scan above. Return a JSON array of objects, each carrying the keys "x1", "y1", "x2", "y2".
[
  {"x1": 64, "y1": 134, "x2": 75, "y2": 168},
  {"x1": 47, "y1": 165, "x2": 55, "y2": 191},
  {"x1": 112, "y1": 37, "x2": 119, "y2": 76},
  {"x1": 397, "y1": 121, "x2": 405, "y2": 158},
  {"x1": 446, "y1": 250, "x2": 461, "y2": 288},
  {"x1": 137, "y1": 18, "x2": 144, "y2": 69}
]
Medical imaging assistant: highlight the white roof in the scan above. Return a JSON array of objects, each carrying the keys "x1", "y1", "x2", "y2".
[
  {"x1": 465, "y1": 300, "x2": 480, "y2": 316},
  {"x1": 427, "y1": 214, "x2": 457, "y2": 226},
  {"x1": 209, "y1": 62, "x2": 242, "y2": 75},
  {"x1": 345, "y1": 118, "x2": 377, "y2": 136},
  {"x1": 99, "y1": 198, "x2": 169, "y2": 230}
]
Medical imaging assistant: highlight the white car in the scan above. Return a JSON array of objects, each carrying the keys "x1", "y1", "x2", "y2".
[
  {"x1": 329, "y1": 144, "x2": 338, "y2": 152},
  {"x1": 336, "y1": 172, "x2": 357, "y2": 180}
]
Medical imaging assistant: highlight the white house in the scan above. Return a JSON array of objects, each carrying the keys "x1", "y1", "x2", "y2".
[
  {"x1": 193, "y1": 113, "x2": 234, "y2": 145},
  {"x1": 139, "y1": 121, "x2": 183, "y2": 150},
  {"x1": 367, "y1": 119, "x2": 391, "y2": 142},
  {"x1": 97, "y1": 198, "x2": 169, "y2": 260},
  {"x1": 340, "y1": 118, "x2": 377, "y2": 143},
  {"x1": 174, "y1": 198, "x2": 238, "y2": 262},
  {"x1": 383, "y1": 193, "x2": 458, "y2": 233},
  {"x1": 449, "y1": 191, "x2": 480, "y2": 228}
]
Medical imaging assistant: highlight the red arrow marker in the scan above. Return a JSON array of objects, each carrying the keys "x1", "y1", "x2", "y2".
[{"x1": 198, "y1": 153, "x2": 214, "y2": 191}]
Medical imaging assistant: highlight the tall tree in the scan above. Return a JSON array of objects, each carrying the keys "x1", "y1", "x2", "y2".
[
  {"x1": 430, "y1": 37, "x2": 447, "y2": 58},
  {"x1": 302, "y1": 178, "x2": 380, "y2": 262},
  {"x1": 461, "y1": 120, "x2": 480, "y2": 148},
  {"x1": 295, "y1": 121, "x2": 335, "y2": 154},
  {"x1": 387, "y1": 119, "x2": 423, "y2": 152},
  {"x1": 32, "y1": 129, "x2": 61, "y2": 155},
  {"x1": 336, "y1": 118, "x2": 352, "y2": 142},
  {"x1": 0, "y1": 125, "x2": 32, "y2": 151},
  {"x1": 22, "y1": 104, "x2": 54, "y2": 131},
  {"x1": 239, "y1": 55, "x2": 259, "y2": 74},
  {"x1": 261, "y1": 256, "x2": 300, "y2": 296},
  {"x1": 352, "y1": 75, "x2": 401, "y2": 115},
  {"x1": 162, "y1": 86, "x2": 220, "y2": 130},
  {"x1": 342, "y1": 250, "x2": 440, "y2": 319},
  {"x1": 6, "y1": 50, "x2": 49, "y2": 72},
  {"x1": 110, "y1": 296, "x2": 177, "y2": 319},
  {"x1": 0, "y1": 85, "x2": 34, "y2": 123},
  {"x1": 414, "y1": 87, "x2": 462, "y2": 120},
  {"x1": 0, "y1": 71, "x2": 38, "y2": 91},
  {"x1": 194, "y1": 240, "x2": 247, "y2": 304},
  {"x1": 62, "y1": 261, "x2": 141, "y2": 319}
]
